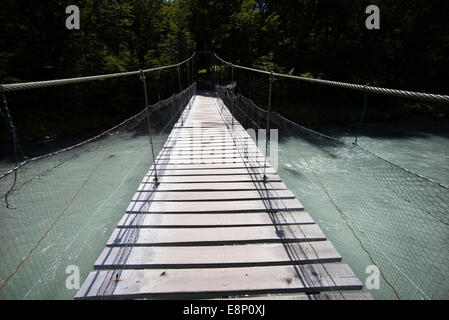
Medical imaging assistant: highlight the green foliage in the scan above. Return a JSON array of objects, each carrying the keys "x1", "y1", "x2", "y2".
[{"x1": 0, "y1": 0, "x2": 447, "y2": 142}]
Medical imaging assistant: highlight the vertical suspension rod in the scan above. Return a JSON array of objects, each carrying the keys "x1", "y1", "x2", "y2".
[
  {"x1": 177, "y1": 65, "x2": 184, "y2": 126},
  {"x1": 140, "y1": 69, "x2": 159, "y2": 186},
  {"x1": 177, "y1": 65, "x2": 182, "y2": 92},
  {"x1": 231, "y1": 63, "x2": 235, "y2": 127},
  {"x1": 263, "y1": 71, "x2": 274, "y2": 183},
  {"x1": 187, "y1": 60, "x2": 192, "y2": 110}
]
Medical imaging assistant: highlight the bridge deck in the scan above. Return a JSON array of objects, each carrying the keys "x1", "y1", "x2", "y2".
[{"x1": 75, "y1": 93, "x2": 369, "y2": 300}]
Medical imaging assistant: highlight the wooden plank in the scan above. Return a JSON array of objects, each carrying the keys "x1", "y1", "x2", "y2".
[
  {"x1": 94, "y1": 241, "x2": 342, "y2": 269},
  {"x1": 167, "y1": 143, "x2": 257, "y2": 149},
  {"x1": 164, "y1": 147, "x2": 261, "y2": 153},
  {"x1": 145, "y1": 168, "x2": 276, "y2": 176},
  {"x1": 126, "y1": 198, "x2": 304, "y2": 213},
  {"x1": 148, "y1": 158, "x2": 267, "y2": 165},
  {"x1": 171, "y1": 134, "x2": 251, "y2": 140},
  {"x1": 139, "y1": 174, "x2": 281, "y2": 184},
  {"x1": 171, "y1": 139, "x2": 251, "y2": 145},
  {"x1": 137, "y1": 182, "x2": 288, "y2": 192},
  {"x1": 166, "y1": 146, "x2": 258, "y2": 153},
  {"x1": 166, "y1": 142, "x2": 256, "y2": 147},
  {"x1": 172, "y1": 133, "x2": 250, "y2": 140},
  {"x1": 75, "y1": 263, "x2": 363, "y2": 299},
  {"x1": 118, "y1": 211, "x2": 315, "y2": 228},
  {"x1": 170, "y1": 141, "x2": 251, "y2": 147},
  {"x1": 169, "y1": 126, "x2": 246, "y2": 131},
  {"x1": 148, "y1": 163, "x2": 270, "y2": 170},
  {"x1": 106, "y1": 224, "x2": 323, "y2": 246},
  {"x1": 131, "y1": 190, "x2": 295, "y2": 202},
  {"x1": 172, "y1": 128, "x2": 244, "y2": 133},
  {"x1": 157, "y1": 150, "x2": 264, "y2": 157},
  {"x1": 170, "y1": 128, "x2": 239, "y2": 132},
  {"x1": 170, "y1": 133, "x2": 250, "y2": 138},
  {"x1": 156, "y1": 154, "x2": 266, "y2": 161},
  {"x1": 160, "y1": 146, "x2": 261, "y2": 152},
  {"x1": 180, "y1": 121, "x2": 228, "y2": 127}
]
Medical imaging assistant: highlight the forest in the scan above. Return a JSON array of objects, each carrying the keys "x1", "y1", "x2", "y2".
[{"x1": 0, "y1": 0, "x2": 448, "y2": 144}]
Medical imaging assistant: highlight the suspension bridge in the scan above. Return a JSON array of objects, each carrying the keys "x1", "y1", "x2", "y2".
[
  {"x1": 74, "y1": 90, "x2": 370, "y2": 299},
  {"x1": 1, "y1": 52, "x2": 448, "y2": 300}
]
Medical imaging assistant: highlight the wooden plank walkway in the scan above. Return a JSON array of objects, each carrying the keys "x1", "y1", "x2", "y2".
[{"x1": 75, "y1": 92, "x2": 370, "y2": 300}]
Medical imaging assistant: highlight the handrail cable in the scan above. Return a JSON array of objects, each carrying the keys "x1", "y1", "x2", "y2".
[
  {"x1": 213, "y1": 52, "x2": 449, "y2": 104},
  {"x1": 0, "y1": 53, "x2": 196, "y2": 92}
]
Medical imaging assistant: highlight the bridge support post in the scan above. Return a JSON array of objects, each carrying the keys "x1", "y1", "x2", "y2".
[
  {"x1": 187, "y1": 60, "x2": 190, "y2": 87},
  {"x1": 187, "y1": 61, "x2": 190, "y2": 111},
  {"x1": 263, "y1": 71, "x2": 274, "y2": 183},
  {"x1": 213, "y1": 54, "x2": 217, "y2": 89},
  {"x1": 221, "y1": 63, "x2": 224, "y2": 88},
  {"x1": 139, "y1": 69, "x2": 159, "y2": 187},
  {"x1": 177, "y1": 66, "x2": 184, "y2": 126},
  {"x1": 231, "y1": 64, "x2": 235, "y2": 127},
  {"x1": 177, "y1": 65, "x2": 182, "y2": 92}
]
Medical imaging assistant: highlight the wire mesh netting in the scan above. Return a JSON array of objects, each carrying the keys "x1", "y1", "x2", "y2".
[
  {"x1": 0, "y1": 82, "x2": 196, "y2": 299},
  {"x1": 217, "y1": 82, "x2": 449, "y2": 300},
  {"x1": 1, "y1": 50, "x2": 448, "y2": 300}
]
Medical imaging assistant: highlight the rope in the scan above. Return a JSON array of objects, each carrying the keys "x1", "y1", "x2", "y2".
[
  {"x1": 214, "y1": 52, "x2": 449, "y2": 104},
  {"x1": 0, "y1": 86, "x2": 24, "y2": 209},
  {"x1": 1, "y1": 53, "x2": 196, "y2": 92}
]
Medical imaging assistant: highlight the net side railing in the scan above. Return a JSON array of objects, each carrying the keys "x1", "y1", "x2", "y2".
[
  {"x1": 217, "y1": 82, "x2": 449, "y2": 300},
  {"x1": 0, "y1": 55, "x2": 196, "y2": 299}
]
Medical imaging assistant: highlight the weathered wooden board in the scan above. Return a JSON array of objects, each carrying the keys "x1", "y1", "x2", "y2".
[
  {"x1": 126, "y1": 198, "x2": 304, "y2": 213},
  {"x1": 145, "y1": 168, "x2": 276, "y2": 176},
  {"x1": 137, "y1": 182, "x2": 288, "y2": 192},
  {"x1": 75, "y1": 263, "x2": 363, "y2": 299},
  {"x1": 139, "y1": 174, "x2": 281, "y2": 184},
  {"x1": 94, "y1": 241, "x2": 341, "y2": 269},
  {"x1": 157, "y1": 150, "x2": 265, "y2": 158},
  {"x1": 148, "y1": 158, "x2": 267, "y2": 165},
  {"x1": 106, "y1": 224, "x2": 323, "y2": 246},
  {"x1": 148, "y1": 163, "x2": 270, "y2": 171},
  {"x1": 171, "y1": 134, "x2": 251, "y2": 141},
  {"x1": 170, "y1": 134, "x2": 250, "y2": 139},
  {"x1": 167, "y1": 144, "x2": 253, "y2": 150},
  {"x1": 117, "y1": 211, "x2": 315, "y2": 228},
  {"x1": 131, "y1": 189, "x2": 294, "y2": 202},
  {"x1": 164, "y1": 148, "x2": 262, "y2": 155},
  {"x1": 155, "y1": 154, "x2": 266, "y2": 161}
]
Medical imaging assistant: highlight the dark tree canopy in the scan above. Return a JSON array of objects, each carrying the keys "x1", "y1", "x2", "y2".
[{"x1": 0, "y1": 0, "x2": 448, "y2": 140}]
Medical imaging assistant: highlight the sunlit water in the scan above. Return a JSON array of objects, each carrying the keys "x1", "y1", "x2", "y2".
[
  {"x1": 276, "y1": 130, "x2": 449, "y2": 300},
  {"x1": 0, "y1": 134, "x2": 167, "y2": 300},
  {"x1": 0, "y1": 126, "x2": 448, "y2": 300}
]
